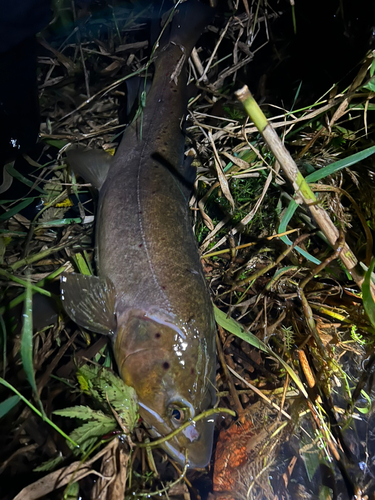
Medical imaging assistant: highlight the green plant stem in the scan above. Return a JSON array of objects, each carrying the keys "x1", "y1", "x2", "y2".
[
  {"x1": 0, "y1": 268, "x2": 52, "y2": 297},
  {"x1": 0, "y1": 377, "x2": 78, "y2": 448},
  {"x1": 0, "y1": 263, "x2": 68, "y2": 315},
  {"x1": 137, "y1": 407, "x2": 236, "y2": 449}
]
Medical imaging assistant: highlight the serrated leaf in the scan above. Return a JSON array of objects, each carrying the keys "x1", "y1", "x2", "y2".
[
  {"x1": 34, "y1": 455, "x2": 65, "y2": 472},
  {"x1": 78, "y1": 364, "x2": 100, "y2": 381},
  {"x1": 77, "y1": 365, "x2": 102, "y2": 401},
  {"x1": 76, "y1": 365, "x2": 138, "y2": 432},
  {"x1": 69, "y1": 417, "x2": 116, "y2": 450},
  {"x1": 97, "y1": 370, "x2": 138, "y2": 432},
  {"x1": 54, "y1": 405, "x2": 107, "y2": 420},
  {"x1": 75, "y1": 365, "x2": 139, "y2": 432},
  {"x1": 64, "y1": 481, "x2": 79, "y2": 499}
]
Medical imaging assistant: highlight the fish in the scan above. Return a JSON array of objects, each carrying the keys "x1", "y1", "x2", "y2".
[{"x1": 60, "y1": 0, "x2": 216, "y2": 469}]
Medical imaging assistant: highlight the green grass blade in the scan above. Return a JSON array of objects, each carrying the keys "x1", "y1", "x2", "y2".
[
  {"x1": 0, "y1": 395, "x2": 20, "y2": 418},
  {"x1": 5, "y1": 164, "x2": 47, "y2": 195},
  {"x1": 0, "y1": 263, "x2": 68, "y2": 316},
  {"x1": 214, "y1": 305, "x2": 267, "y2": 352},
  {"x1": 305, "y1": 145, "x2": 375, "y2": 183},
  {"x1": 214, "y1": 305, "x2": 308, "y2": 398},
  {"x1": 362, "y1": 258, "x2": 375, "y2": 330},
  {"x1": 278, "y1": 199, "x2": 321, "y2": 265},
  {"x1": 0, "y1": 269, "x2": 52, "y2": 297},
  {"x1": 73, "y1": 253, "x2": 92, "y2": 275},
  {"x1": 0, "y1": 198, "x2": 36, "y2": 221},
  {"x1": 42, "y1": 138, "x2": 68, "y2": 149},
  {"x1": 0, "y1": 377, "x2": 78, "y2": 447}
]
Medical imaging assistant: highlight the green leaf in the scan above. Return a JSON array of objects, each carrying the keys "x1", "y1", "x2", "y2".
[
  {"x1": 77, "y1": 365, "x2": 138, "y2": 432},
  {"x1": 0, "y1": 395, "x2": 20, "y2": 418},
  {"x1": 33, "y1": 455, "x2": 65, "y2": 472},
  {"x1": 55, "y1": 405, "x2": 117, "y2": 452},
  {"x1": 277, "y1": 146, "x2": 375, "y2": 265},
  {"x1": 278, "y1": 199, "x2": 321, "y2": 265},
  {"x1": 305, "y1": 145, "x2": 375, "y2": 183},
  {"x1": 364, "y1": 78, "x2": 375, "y2": 93},
  {"x1": 77, "y1": 365, "x2": 102, "y2": 401},
  {"x1": 43, "y1": 138, "x2": 69, "y2": 149},
  {"x1": 5, "y1": 164, "x2": 46, "y2": 195},
  {"x1": 0, "y1": 377, "x2": 78, "y2": 447},
  {"x1": 362, "y1": 258, "x2": 375, "y2": 330},
  {"x1": 0, "y1": 198, "x2": 36, "y2": 221},
  {"x1": 214, "y1": 305, "x2": 267, "y2": 352},
  {"x1": 64, "y1": 481, "x2": 80, "y2": 499},
  {"x1": 97, "y1": 369, "x2": 138, "y2": 432},
  {"x1": 214, "y1": 305, "x2": 308, "y2": 398},
  {"x1": 73, "y1": 252, "x2": 91, "y2": 276},
  {"x1": 69, "y1": 416, "x2": 116, "y2": 451},
  {"x1": 355, "y1": 389, "x2": 372, "y2": 415},
  {"x1": 54, "y1": 405, "x2": 106, "y2": 420},
  {"x1": 370, "y1": 57, "x2": 375, "y2": 77}
]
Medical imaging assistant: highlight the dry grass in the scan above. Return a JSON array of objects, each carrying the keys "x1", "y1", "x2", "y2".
[{"x1": 1, "y1": 1, "x2": 375, "y2": 499}]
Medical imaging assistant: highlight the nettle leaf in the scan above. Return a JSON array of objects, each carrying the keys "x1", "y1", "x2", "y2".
[
  {"x1": 77, "y1": 365, "x2": 102, "y2": 401},
  {"x1": 34, "y1": 455, "x2": 65, "y2": 472},
  {"x1": 76, "y1": 364, "x2": 139, "y2": 433},
  {"x1": 70, "y1": 417, "x2": 117, "y2": 451},
  {"x1": 97, "y1": 370, "x2": 138, "y2": 432},
  {"x1": 54, "y1": 405, "x2": 105, "y2": 421},
  {"x1": 55, "y1": 406, "x2": 117, "y2": 453}
]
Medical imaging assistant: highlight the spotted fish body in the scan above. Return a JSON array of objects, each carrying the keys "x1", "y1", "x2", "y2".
[{"x1": 61, "y1": 1, "x2": 216, "y2": 468}]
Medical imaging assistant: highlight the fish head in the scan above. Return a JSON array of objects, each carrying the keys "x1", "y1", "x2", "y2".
[{"x1": 114, "y1": 309, "x2": 216, "y2": 468}]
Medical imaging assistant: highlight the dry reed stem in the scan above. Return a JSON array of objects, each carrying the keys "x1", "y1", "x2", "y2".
[{"x1": 235, "y1": 85, "x2": 373, "y2": 293}]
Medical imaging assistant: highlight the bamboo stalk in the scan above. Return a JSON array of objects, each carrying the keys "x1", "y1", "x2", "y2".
[{"x1": 235, "y1": 85, "x2": 371, "y2": 291}]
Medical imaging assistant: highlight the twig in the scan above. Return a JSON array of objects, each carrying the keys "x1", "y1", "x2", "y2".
[{"x1": 216, "y1": 328, "x2": 244, "y2": 418}]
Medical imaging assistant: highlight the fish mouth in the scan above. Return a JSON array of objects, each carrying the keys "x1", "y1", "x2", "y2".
[{"x1": 139, "y1": 402, "x2": 215, "y2": 468}]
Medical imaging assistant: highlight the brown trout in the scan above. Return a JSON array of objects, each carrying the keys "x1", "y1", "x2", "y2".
[{"x1": 61, "y1": 1, "x2": 216, "y2": 468}]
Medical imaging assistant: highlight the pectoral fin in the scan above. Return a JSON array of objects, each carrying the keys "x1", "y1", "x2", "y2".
[
  {"x1": 67, "y1": 147, "x2": 113, "y2": 190},
  {"x1": 60, "y1": 273, "x2": 117, "y2": 335}
]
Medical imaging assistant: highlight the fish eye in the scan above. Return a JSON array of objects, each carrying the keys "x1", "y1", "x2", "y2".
[
  {"x1": 168, "y1": 403, "x2": 189, "y2": 425},
  {"x1": 172, "y1": 408, "x2": 184, "y2": 422}
]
